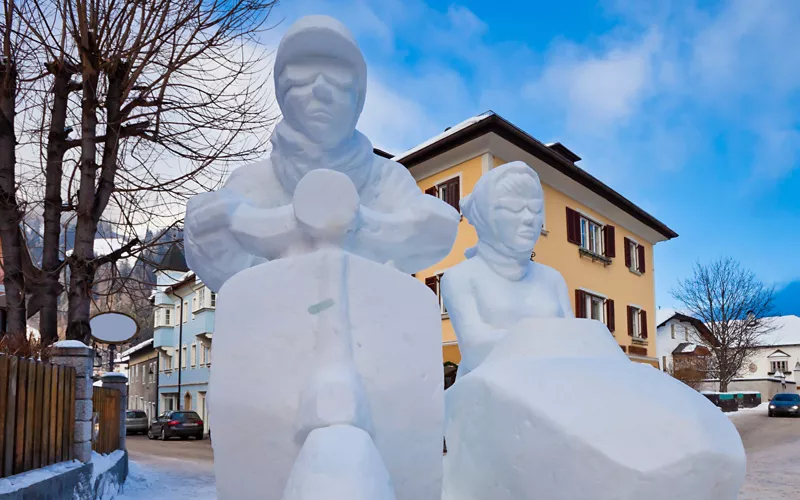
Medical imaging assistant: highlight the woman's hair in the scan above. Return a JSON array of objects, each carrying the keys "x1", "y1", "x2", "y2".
[{"x1": 461, "y1": 162, "x2": 542, "y2": 258}]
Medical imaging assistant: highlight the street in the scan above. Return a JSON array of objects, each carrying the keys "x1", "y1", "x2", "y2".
[
  {"x1": 120, "y1": 435, "x2": 216, "y2": 499},
  {"x1": 118, "y1": 409, "x2": 800, "y2": 499},
  {"x1": 730, "y1": 406, "x2": 800, "y2": 499}
]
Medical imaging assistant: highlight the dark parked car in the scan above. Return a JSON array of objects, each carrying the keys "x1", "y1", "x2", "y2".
[
  {"x1": 148, "y1": 411, "x2": 205, "y2": 440},
  {"x1": 126, "y1": 410, "x2": 149, "y2": 435},
  {"x1": 768, "y1": 393, "x2": 800, "y2": 417}
]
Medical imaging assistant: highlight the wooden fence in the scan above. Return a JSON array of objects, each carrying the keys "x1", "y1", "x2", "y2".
[
  {"x1": 0, "y1": 354, "x2": 76, "y2": 479},
  {"x1": 92, "y1": 387, "x2": 120, "y2": 454}
]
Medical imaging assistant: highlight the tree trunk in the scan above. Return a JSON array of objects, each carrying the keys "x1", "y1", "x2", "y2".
[
  {"x1": 39, "y1": 65, "x2": 71, "y2": 345},
  {"x1": 67, "y1": 32, "x2": 100, "y2": 342},
  {"x1": 0, "y1": 48, "x2": 26, "y2": 337}
]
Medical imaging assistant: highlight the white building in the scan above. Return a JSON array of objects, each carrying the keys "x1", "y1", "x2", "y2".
[
  {"x1": 658, "y1": 310, "x2": 800, "y2": 398},
  {"x1": 655, "y1": 308, "x2": 714, "y2": 372}
]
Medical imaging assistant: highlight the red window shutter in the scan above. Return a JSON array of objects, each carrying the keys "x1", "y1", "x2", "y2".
[
  {"x1": 641, "y1": 309, "x2": 648, "y2": 339},
  {"x1": 603, "y1": 225, "x2": 616, "y2": 258},
  {"x1": 624, "y1": 238, "x2": 632, "y2": 268},
  {"x1": 606, "y1": 299, "x2": 615, "y2": 332},
  {"x1": 627, "y1": 306, "x2": 634, "y2": 337},
  {"x1": 637, "y1": 244, "x2": 646, "y2": 274},
  {"x1": 575, "y1": 289, "x2": 586, "y2": 318},
  {"x1": 424, "y1": 276, "x2": 437, "y2": 296},
  {"x1": 566, "y1": 207, "x2": 580, "y2": 245},
  {"x1": 449, "y1": 177, "x2": 461, "y2": 212},
  {"x1": 425, "y1": 186, "x2": 437, "y2": 197}
]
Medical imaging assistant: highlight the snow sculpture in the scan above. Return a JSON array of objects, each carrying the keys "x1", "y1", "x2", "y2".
[
  {"x1": 441, "y1": 163, "x2": 746, "y2": 500},
  {"x1": 184, "y1": 15, "x2": 459, "y2": 500}
]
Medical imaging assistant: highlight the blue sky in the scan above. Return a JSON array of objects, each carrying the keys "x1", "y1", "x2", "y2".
[{"x1": 267, "y1": 0, "x2": 800, "y2": 312}]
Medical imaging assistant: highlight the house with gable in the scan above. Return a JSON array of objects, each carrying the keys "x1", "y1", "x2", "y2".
[{"x1": 656, "y1": 308, "x2": 715, "y2": 373}]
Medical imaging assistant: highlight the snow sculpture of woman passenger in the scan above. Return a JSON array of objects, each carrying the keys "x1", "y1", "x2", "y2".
[{"x1": 441, "y1": 162, "x2": 746, "y2": 500}]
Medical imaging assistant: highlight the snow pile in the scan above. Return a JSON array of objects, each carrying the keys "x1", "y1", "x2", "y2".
[
  {"x1": 0, "y1": 460, "x2": 83, "y2": 494},
  {"x1": 92, "y1": 450, "x2": 126, "y2": 500},
  {"x1": 727, "y1": 403, "x2": 769, "y2": 418},
  {"x1": 53, "y1": 339, "x2": 89, "y2": 349}
]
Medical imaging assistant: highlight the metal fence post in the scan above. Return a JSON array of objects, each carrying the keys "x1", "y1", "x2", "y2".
[
  {"x1": 101, "y1": 373, "x2": 129, "y2": 451},
  {"x1": 50, "y1": 341, "x2": 94, "y2": 463}
]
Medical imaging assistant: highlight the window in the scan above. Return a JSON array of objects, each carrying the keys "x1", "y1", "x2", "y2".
[
  {"x1": 172, "y1": 351, "x2": 178, "y2": 369},
  {"x1": 207, "y1": 345, "x2": 211, "y2": 365},
  {"x1": 164, "y1": 308, "x2": 171, "y2": 326},
  {"x1": 624, "y1": 238, "x2": 646, "y2": 274},
  {"x1": 580, "y1": 217, "x2": 603, "y2": 255},
  {"x1": 425, "y1": 274, "x2": 446, "y2": 315},
  {"x1": 771, "y1": 361, "x2": 788, "y2": 374},
  {"x1": 183, "y1": 301, "x2": 189, "y2": 323},
  {"x1": 627, "y1": 306, "x2": 648, "y2": 340},
  {"x1": 210, "y1": 292, "x2": 216, "y2": 308},
  {"x1": 192, "y1": 295, "x2": 197, "y2": 313},
  {"x1": 191, "y1": 344, "x2": 197, "y2": 367},
  {"x1": 574, "y1": 290, "x2": 615, "y2": 332},
  {"x1": 425, "y1": 177, "x2": 460, "y2": 213},
  {"x1": 198, "y1": 288, "x2": 206, "y2": 309},
  {"x1": 182, "y1": 345, "x2": 188, "y2": 369},
  {"x1": 684, "y1": 327, "x2": 689, "y2": 342},
  {"x1": 670, "y1": 324, "x2": 675, "y2": 339},
  {"x1": 566, "y1": 207, "x2": 615, "y2": 259}
]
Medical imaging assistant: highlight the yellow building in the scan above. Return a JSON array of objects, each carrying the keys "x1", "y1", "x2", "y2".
[{"x1": 391, "y1": 112, "x2": 678, "y2": 368}]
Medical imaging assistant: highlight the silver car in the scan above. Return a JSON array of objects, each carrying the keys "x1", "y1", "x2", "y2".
[{"x1": 126, "y1": 410, "x2": 149, "y2": 435}]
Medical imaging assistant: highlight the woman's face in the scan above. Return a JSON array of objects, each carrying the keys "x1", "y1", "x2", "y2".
[
  {"x1": 279, "y1": 57, "x2": 360, "y2": 147},
  {"x1": 491, "y1": 174, "x2": 544, "y2": 254}
]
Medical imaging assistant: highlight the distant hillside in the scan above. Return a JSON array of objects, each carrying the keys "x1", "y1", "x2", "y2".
[{"x1": 774, "y1": 281, "x2": 800, "y2": 316}]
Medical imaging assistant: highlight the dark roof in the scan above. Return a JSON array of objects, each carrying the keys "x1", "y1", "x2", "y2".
[
  {"x1": 672, "y1": 343, "x2": 712, "y2": 356},
  {"x1": 658, "y1": 312, "x2": 717, "y2": 347},
  {"x1": 157, "y1": 242, "x2": 189, "y2": 272},
  {"x1": 395, "y1": 112, "x2": 678, "y2": 240},
  {"x1": 373, "y1": 148, "x2": 394, "y2": 159},
  {"x1": 547, "y1": 142, "x2": 581, "y2": 163}
]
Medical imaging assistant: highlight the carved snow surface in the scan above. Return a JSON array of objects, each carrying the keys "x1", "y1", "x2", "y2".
[{"x1": 443, "y1": 318, "x2": 746, "y2": 500}]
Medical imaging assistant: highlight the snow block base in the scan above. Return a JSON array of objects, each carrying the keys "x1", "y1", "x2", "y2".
[
  {"x1": 211, "y1": 248, "x2": 444, "y2": 500},
  {"x1": 443, "y1": 318, "x2": 746, "y2": 500}
]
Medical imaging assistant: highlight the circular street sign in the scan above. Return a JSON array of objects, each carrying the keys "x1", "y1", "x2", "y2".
[{"x1": 89, "y1": 312, "x2": 139, "y2": 345}]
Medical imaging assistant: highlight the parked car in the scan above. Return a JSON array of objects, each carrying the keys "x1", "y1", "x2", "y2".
[
  {"x1": 126, "y1": 410, "x2": 149, "y2": 435},
  {"x1": 148, "y1": 411, "x2": 205, "y2": 440},
  {"x1": 768, "y1": 393, "x2": 800, "y2": 417}
]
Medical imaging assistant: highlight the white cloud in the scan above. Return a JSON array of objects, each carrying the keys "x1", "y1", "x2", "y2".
[{"x1": 523, "y1": 30, "x2": 662, "y2": 133}]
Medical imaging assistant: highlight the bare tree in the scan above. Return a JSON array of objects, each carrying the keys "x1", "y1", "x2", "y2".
[
  {"x1": 672, "y1": 257, "x2": 776, "y2": 392},
  {"x1": 6, "y1": 0, "x2": 278, "y2": 343}
]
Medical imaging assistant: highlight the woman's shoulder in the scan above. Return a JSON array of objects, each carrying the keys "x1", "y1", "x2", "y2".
[
  {"x1": 530, "y1": 261, "x2": 567, "y2": 284},
  {"x1": 441, "y1": 257, "x2": 484, "y2": 287}
]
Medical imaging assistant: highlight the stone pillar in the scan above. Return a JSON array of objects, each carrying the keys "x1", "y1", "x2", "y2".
[
  {"x1": 101, "y1": 372, "x2": 129, "y2": 451},
  {"x1": 50, "y1": 340, "x2": 95, "y2": 463}
]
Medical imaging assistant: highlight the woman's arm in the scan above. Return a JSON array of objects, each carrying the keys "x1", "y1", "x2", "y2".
[{"x1": 440, "y1": 270, "x2": 508, "y2": 377}]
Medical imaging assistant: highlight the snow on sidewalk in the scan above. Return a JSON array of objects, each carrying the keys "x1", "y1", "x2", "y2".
[
  {"x1": 727, "y1": 402, "x2": 770, "y2": 418},
  {"x1": 118, "y1": 458, "x2": 216, "y2": 499}
]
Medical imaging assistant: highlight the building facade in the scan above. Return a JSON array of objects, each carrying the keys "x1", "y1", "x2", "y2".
[
  {"x1": 152, "y1": 244, "x2": 214, "y2": 432},
  {"x1": 120, "y1": 339, "x2": 158, "y2": 421},
  {"x1": 395, "y1": 112, "x2": 678, "y2": 367},
  {"x1": 656, "y1": 309, "x2": 714, "y2": 372}
]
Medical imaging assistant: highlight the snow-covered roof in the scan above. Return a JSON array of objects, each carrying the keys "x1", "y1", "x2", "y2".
[
  {"x1": 758, "y1": 315, "x2": 800, "y2": 346},
  {"x1": 392, "y1": 112, "x2": 494, "y2": 162},
  {"x1": 656, "y1": 308, "x2": 679, "y2": 326},
  {"x1": 118, "y1": 338, "x2": 154, "y2": 359}
]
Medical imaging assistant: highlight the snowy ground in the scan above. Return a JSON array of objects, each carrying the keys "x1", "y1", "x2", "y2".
[
  {"x1": 118, "y1": 436, "x2": 215, "y2": 499},
  {"x1": 730, "y1": 405, "x2": 800, "y2": 499},
  {"x1": 115, "y1": 409, "x2": 799, "y2": 499}
]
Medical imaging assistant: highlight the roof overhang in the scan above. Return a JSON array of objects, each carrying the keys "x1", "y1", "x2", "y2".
[
  {"x1": 657, "y1": 312, "x2": 717, "y2": 347},
  {"x1": 396, "y1": 113, "x2": 678, "y2": 244}
]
